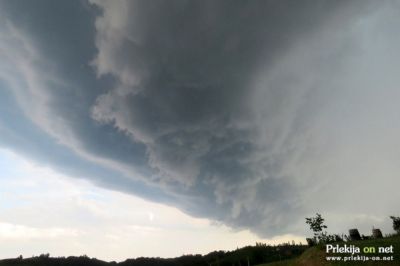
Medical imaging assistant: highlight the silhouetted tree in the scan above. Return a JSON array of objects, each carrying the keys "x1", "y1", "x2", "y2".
[
  {"x1": 390, "y1": 216, "x2": 400, "y2": 234},
  {"x1": 305, "y1": 213, "x2": 328, "y2": 244}
]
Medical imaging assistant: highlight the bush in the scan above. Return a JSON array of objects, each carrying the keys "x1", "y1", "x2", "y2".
[{"x1": 306, "y1": 238, "x2": 316, "y2": 247}]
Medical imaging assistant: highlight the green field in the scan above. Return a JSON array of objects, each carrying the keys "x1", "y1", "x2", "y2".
[{"x1": 257, "y1": 235, "x2": 400, "y2": 266}]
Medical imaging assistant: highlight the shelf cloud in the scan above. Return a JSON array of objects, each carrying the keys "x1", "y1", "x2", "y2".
[{"x1": 1, "y1": 0, "x2": 399, "y2": 238}]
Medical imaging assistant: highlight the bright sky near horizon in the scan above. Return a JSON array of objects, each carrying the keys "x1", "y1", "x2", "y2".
[
  {"x1": 0, "y1": 0, "x2": 400, "y2": 261},
  {"x1": 0, "y1": 148, "x2": 304, "y2": 261}
]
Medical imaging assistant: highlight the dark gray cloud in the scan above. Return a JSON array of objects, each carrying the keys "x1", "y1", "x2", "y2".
[{"x1": 1, "y1": 0, "x2": 400, "y2": 238}]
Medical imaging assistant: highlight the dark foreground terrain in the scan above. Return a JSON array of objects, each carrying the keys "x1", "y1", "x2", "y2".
[
  {"x1": 0, "y1": 244, "x2": 306, "y2": 266},
  {"x1": 4, "y1": 235, "x2": 399, "y2": 266},
  {"x1": 257, "y1": 235, "x2": 400, "y2": 266}
]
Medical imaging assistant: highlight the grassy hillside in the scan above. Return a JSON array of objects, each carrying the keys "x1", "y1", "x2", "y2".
[{"x1": 257, "y1": 235, "x2": 400, "y2": 266}]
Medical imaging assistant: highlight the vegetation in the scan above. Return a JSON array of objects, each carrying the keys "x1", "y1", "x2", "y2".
[
  {"x1": 2, "y1": 215, "x2": 398, "y2": 266},
  {"x1": 305, "y1": 213, "x2": 328, "y2": 245},
  {"x1": 0, "y1": 243, "x2": 307, "y2": 266},
  {"x1": 256, "y1": 215, "x2": 400, "y2": 266},
  {"x1": 389, "y1": 216, "x2": 400, "y2": 234},
  {"x1": 257, "y1": 234, "x2": 400, "y2": 266},
  {"x1": 305, "y1": 213, "x2": 342, "y2": 245}
]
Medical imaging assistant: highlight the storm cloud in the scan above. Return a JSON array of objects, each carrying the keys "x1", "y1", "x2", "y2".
[{"x1": 1, "y1": 0, "x2": 400, "y2": 237}]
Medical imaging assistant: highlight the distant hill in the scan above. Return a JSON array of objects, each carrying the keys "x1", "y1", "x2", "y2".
[{"x1": 0, "y1": 243, "x2": 306, "y2": 266}]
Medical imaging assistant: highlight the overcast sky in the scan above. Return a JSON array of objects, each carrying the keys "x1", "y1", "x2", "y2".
[{"x1": 1, "y1": 0, "x2": 400, "y2": 261}]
